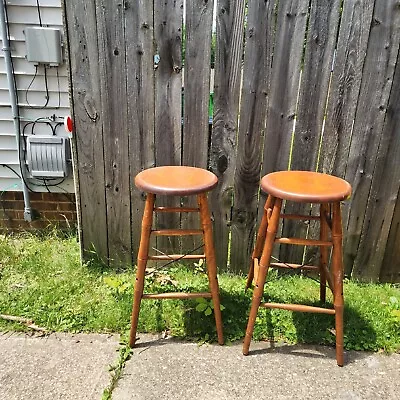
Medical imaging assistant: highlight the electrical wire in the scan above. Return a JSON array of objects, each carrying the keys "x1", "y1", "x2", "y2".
[
  {"x1": 56, "y1": 67, "x2": 61, "y2": 109},
  {"x1": 25, "y1": 65, "x2": 50, "y2": 109},
  {"x1": 36, "y1": 0, "x2": 42, "y2": 26}
]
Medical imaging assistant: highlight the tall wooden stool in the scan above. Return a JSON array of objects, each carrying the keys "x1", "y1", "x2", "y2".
[
  {"x1": 129, "y1": 166, "x2": 224, "y2": 347},
  {"x1": 243, "y1": 171, "x2": 351, "y2": 366}
]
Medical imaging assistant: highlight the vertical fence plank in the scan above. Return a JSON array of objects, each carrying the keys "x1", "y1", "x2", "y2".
[
  {"x1": 125, "y1": 0, "x2": 156, "y2": 259},
  {"x1": 282, "y1": 0, "x2": 341, "y2": 265},
  {"x1": 352, "y1": 48, "x2": 400, "y2": 281},
  {"x1": 319, "y1": 0, "x2": 375, "y2": 275},
  {"x1": 382, "y1": 188, "x2": 400, "y2": 283},
  {"x1": 343, "y1": 0, "x2": 400, "y2": 276},
  {"x1": 261, "y1": 0, "x2": 309, "y2": 175},
  {"x1": 182, "y1": 0, "x2": 214, "y2": 167},
  {"x1": 320, "y1": 0, "x2": 375, "y2": 178},
  {"x1": 96, "y1": 0, "x2": 131, "y2": 266},
  {"x1": 154, "y1": 0, "x2": 183, "y2": 254},
  {"x1": 229, "y1": 0, "x2": 277, "y2": 273},
  {"x1": 64, "y1": 0, "x2": 108, "y2": 261},
  {"x1": 181, "y1": 0, "x2": 214, "y2": 253},
  {"x1": 209, "y1": 0, "x2": 245, "y2": 270}
]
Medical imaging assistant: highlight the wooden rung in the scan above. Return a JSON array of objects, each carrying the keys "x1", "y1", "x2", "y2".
[
  {"x1": 275, "y1": 237, "x2": 332, "y2": 247},
  {"x1": 152, "y1": 229, "x2": 203, "y2": 236},
  {"x1": 154, "y1": 206, "x2": 199, "y2": 213},
  {"x1": 148, "y1": 254, "x2": 206, "y2": 261},
  {"x1": 270, "y1": 262, "x2": 319, "y2": 271},
  {"x1": 280, "y1": 214, "x2": 320, "y2": 221},
  {"x1": 142, "y1": 292, "x2": 212, "y2": 300},
  {"x1": 260, "y1": 302, "x2": 335, "y2": 314}
]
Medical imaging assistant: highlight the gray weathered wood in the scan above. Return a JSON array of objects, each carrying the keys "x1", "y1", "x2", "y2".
[
  {"x1": 261, "y1": 0, "x2": 309, "y2": 175},
  {"x1": 64, "y1": 0, "x2": 108, "y2": 261},
  {"x1": 352, "y1": 47, "x2": 400, "y2": 281},
  {"x1": 381, "y1": 188, "x2": 400, "y2": 283},
  {"x1": 125, "y1": 0, "x2": 156, "y2": 260},
  {"x1": 209, "y1": 0, "x2": 245, "y2": 270},
  {"x1": 96, "y1": 0, "x2": 131, "y2": 266},
  {"x1": 320, "y1": 0, "x2": 375, "y2": 178},
  {"x1": 181, "y1": 0, "x2": 214, "y2": 254},
  {"x1": 319, "y1": 0, "x2": 375, "y2": 274},
  {"x1": 282, "y1": 0, "x2": 341, "y2": 265},
  {"x1": 229, "y1": 0, "x2": 277, "y2": 273},
  {"x1": 343, "y1": 0, "x2": 400, "y2": 275},
  {"x1": 182, "y1": 0, "x2": 214, "y2": 168},
  {"x1": 154, "y1": 0, "x2": 183, "y2": 255}
]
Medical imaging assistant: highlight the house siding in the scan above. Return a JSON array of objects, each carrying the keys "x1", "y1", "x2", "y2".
[{"x1": 0, "y1": 0, "x2": 73, "y2": 193}]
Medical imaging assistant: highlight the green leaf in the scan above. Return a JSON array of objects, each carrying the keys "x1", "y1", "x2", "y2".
[
  {"x1": 204, "y1": 307, "x2": 212, "y2": 316},
  {"x1": 103, "y1": 276, "x2": 120, "y2": 289},
  {"x1": 391, "y1": 310, "x2": 400, "y2": 319},
  {"x1": 196, "y1": 303, "x2": 208, "y2": 312},
  {"x1": 220, "y1": 304, "x2": 226, "y2": 311}
]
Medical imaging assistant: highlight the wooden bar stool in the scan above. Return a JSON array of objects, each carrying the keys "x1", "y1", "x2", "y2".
[
  {"x1": 129, "y1": 166, "x2": 224, "y2": 347},
  {"x1": 243, "y1": 171, "x2": 351, "y2": 366}
]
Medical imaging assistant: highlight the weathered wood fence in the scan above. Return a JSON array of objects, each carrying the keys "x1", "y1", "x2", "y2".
[{"x1": 64, "y1": 0, "x2": 400, "y2": 282}]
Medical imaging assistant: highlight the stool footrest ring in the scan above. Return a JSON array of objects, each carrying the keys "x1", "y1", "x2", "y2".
[
  {"x1": 260, "y1": 302, "x2": 335, "y2": 315},
  {"x1": 152, "y1": 229, "x2": 203, "y2": 236},
  {"x1": 142, "y1": 292, "x2": 212, "y2": 300},
  {"x1": 275, "y1": 237, "x2": 332, "y2": 247},
  {"x1": 148, "y1": 254, "x2": 206, "y2": 261}
]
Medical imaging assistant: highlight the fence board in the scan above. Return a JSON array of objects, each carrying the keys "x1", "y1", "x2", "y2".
[
  {"x1": 283, "y1": 0, "x2": 341, "y2": 265},
  {"x1": 181, "y1": 0, "x2": 214, "y2": 253},
  {"x1": 343, "y1": 0, "x2": 400, "y2": 275},
  {"x1": 182, "y1": 0, "x2": 214, "y2": 167},
  {"x1": 64, "y1": 0, "x2": 108, "y2": 261},
  {"x1": 154, "y1": 0, "x2": 183, "y2": 255},
  {"x1": 382, "y1": 187, "x2": 400, "y2": 283},
  {"x1": 320, "y1": 0, "x2": 375, "y2": 178},
  {"x1": 352, "y1": 48, "x2": 400, "y2": 281},
  {"x1": 125, "y1": 0, "x2": 155, "y2": 259},
  {"x1": 230, "y1": 0, "x2": 277, "y2": 273},
  {"x1": 96, "y1": 1, "x2": 131, "y2": 266},
  {"x1": 209, "y1": 0, "x2": 245, "y2": 270},
  {"x1": 262, "y1": 0, "x2": 309, "y2": 175}
]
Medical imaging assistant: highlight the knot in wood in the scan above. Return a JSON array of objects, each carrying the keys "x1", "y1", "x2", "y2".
[{"x1": 217, "y1": 155, "x2": 228, "y2": 173}]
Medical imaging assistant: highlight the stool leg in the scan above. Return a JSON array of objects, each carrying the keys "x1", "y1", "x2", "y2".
[
  {"x1": 319, "y1": 203, "x2": 329, "y2": 303},
  {"x1": 198, "y1": 193, "x2": 224, "y2": 345},
  {"x1": 246, "y1": 195, "x2": 275, "y2": 290},
  {"x1": 129, "y1": 193, "x2": 155, "y2": 347},
  {"x1": 332, "y1": 201, "x2": 344, "y2": 366},
  {"x1": 243, "y1": 197, "x2": 282, "y2": 355}
]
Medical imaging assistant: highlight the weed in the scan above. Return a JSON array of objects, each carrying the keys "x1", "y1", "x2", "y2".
[
  {"x1": 0, "y1": 232, "x2": 399, "y2": 352},
  {"x1": 102, "y1": 342, "x2": 132, "y2": 400}
]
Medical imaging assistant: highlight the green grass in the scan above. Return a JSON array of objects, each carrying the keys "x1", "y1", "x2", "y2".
[{"x1": 0, "y1": 232, "x2": 399, "y2": 352}]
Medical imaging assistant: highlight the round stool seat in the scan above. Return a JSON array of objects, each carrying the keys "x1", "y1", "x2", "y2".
[
  {"x1": 261, "y1": 171, "x2": 351, "y2": 203},
  {"x1": 135, "y1": 166, "x2": 218, "y2": 196}
]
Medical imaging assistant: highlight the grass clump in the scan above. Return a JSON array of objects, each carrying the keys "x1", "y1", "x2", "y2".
[{"x1": 0, "y1": 232, "x2": 399, "y2": 352}]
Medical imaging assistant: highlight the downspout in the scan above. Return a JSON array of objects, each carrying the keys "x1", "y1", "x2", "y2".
[{"x1": 0, "y1": 0, "x2": 32, "y2": 221}]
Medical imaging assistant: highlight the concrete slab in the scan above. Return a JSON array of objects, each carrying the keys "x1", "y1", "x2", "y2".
[
  {"x1": 114, "y1": 334, "x2": 400, "y2": 400},
  {"x1": 0, "y1": 332, "x2": 119, "y2": 400}
]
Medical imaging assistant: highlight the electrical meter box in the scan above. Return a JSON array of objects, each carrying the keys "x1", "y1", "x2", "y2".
[
  {"x1": 26, "y1": 136, "x2": 70, "y2": 178},
  {"x1": 25, "y1": 27, "x2": 62, "y2": 66}
]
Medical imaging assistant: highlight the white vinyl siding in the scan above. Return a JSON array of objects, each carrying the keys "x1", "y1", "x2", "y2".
[{"x1": 0, "y1": 0, "x2": 73, "y2": 192}]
